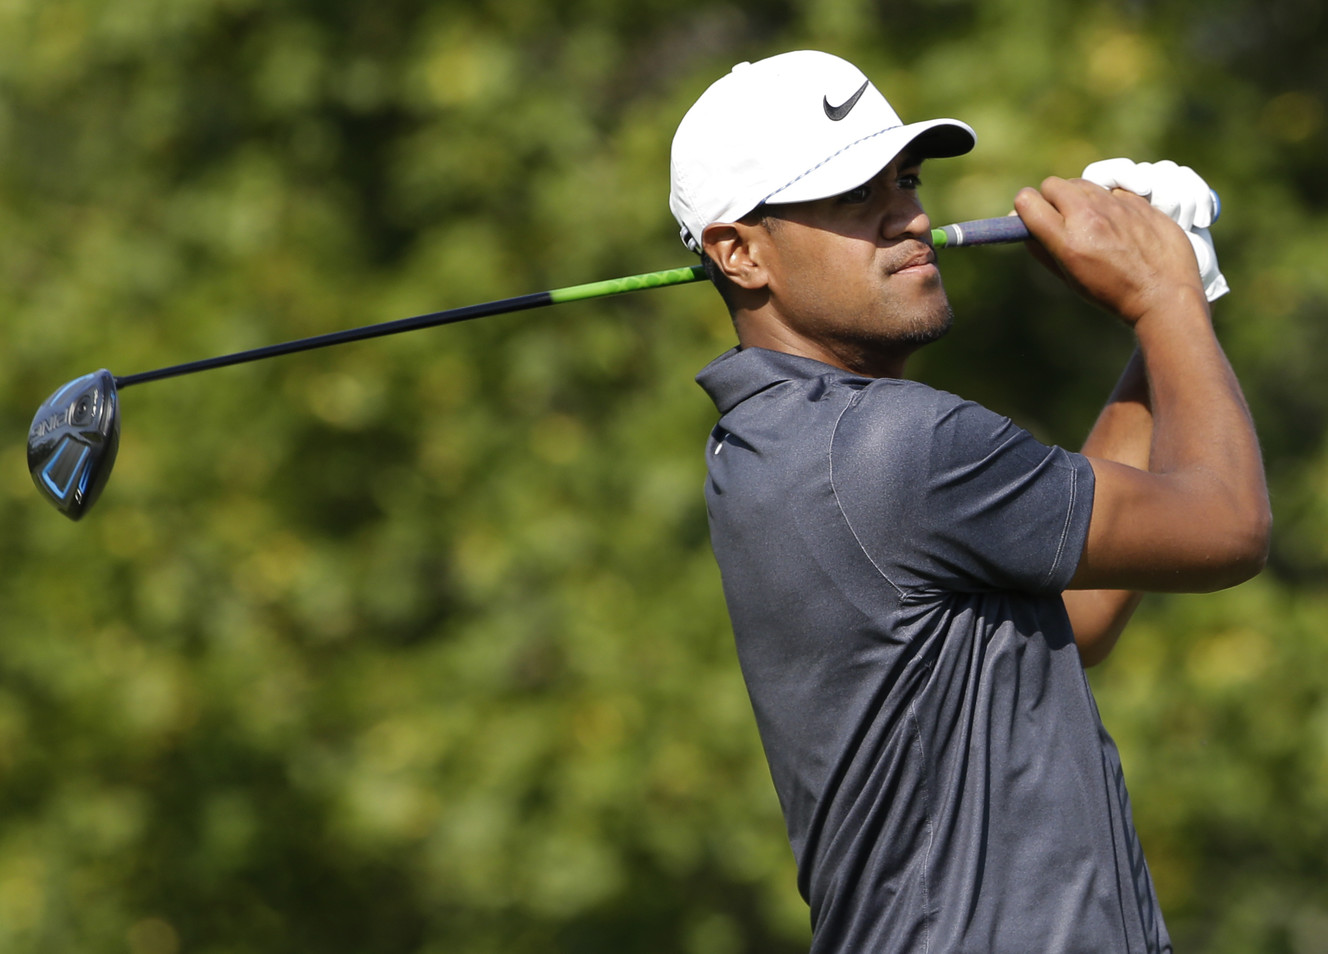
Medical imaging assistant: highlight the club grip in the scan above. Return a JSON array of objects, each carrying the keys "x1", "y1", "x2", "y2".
[
  {"x1": 935, "y1": 189, "x2": 1222, "y2": 249},
  {"x1": 932, "y1": 216, "x2": 1030, "y2": 248}
]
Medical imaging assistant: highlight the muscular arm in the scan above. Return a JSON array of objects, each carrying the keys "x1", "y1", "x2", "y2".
[
  {"x1": 1016, "y1": 179, "x2": 1270, "y2": 613},
  {"x1": 1063, "y1": 349, "x2": 1148, "y2": 666}
]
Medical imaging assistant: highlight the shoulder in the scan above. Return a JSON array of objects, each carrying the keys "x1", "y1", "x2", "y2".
[
  {"x1": 830, "y1": 378, "x2": 1091, "y2": 508},
  {"x1": 831, "y1": 382, "x2": 1095, "y2": 594},
  {"x1": 833, "y1": 378, "x2": 1007, "y2": 456}
]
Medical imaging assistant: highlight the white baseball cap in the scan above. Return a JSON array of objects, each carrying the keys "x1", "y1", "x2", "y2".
[{"x1": 669, "y1": 50, "x2": 976, "y2": 252}]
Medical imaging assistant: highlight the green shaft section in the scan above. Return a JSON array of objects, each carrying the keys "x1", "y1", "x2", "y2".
[{"x1": 549, "y1": 264, "x2": 706, "y2": 303}]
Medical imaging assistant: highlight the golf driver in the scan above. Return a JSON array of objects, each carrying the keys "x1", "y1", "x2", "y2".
[
  {"x1": 20, "y1": 211, "x2": 1130, "y2": 519},
  {"x1": 28, "y1": 369, "x2": 120, "y2": 519}
]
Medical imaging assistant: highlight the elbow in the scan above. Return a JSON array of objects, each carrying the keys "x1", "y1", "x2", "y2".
[
  {"x1": 1077, "y1": 638, "x2": 1117, "y2": 669},
  {"x1": 1204, "y1": 503, "x2": 1272, "y2": 591},
  {"x1": 1240, "y1": 503, "x2": 1274, "y2": 579}
]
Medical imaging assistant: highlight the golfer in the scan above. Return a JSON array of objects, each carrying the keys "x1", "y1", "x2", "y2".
[{"x1": 671, "y1": 51, "x2": 1269, "y2": 953}]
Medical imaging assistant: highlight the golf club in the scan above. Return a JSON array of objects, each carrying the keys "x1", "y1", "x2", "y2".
[
  {"x1": 21, "y1": 209, "x2": 1174, "y2": 520},
  {"x1": 931, "y1": 188, "x2": 1220, "y2": 248}
]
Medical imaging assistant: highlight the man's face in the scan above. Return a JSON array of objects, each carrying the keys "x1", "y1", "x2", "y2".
[{"x1": 750, "y1": 153, "x2": 953, "y2": 376}]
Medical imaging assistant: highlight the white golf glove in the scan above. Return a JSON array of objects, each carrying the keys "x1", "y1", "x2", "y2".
[{"x1": 1081, "y1": 158, "x2": 1229, "y2": 302}]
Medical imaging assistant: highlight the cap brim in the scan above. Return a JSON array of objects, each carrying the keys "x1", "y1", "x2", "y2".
[
  {"x1": 764, "y1": 118, "x2": 975, "y2": 206},
  {"x1": 908, "y1": 120, "x2": 976, "y2": 159}
]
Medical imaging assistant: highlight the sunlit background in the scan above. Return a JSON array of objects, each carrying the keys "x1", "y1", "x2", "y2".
[{"x1": 2, "y1": 1, "x2": 1326, "y2": 951}]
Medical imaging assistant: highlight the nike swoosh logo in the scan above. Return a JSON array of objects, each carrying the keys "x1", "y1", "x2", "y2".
[{"x1": 823, "y1": 80, "x2": 869, "y2": 121}]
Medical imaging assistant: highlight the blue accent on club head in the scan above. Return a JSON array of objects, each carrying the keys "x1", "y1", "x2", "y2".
[{"x1": 40, "y1": 440, "x2": 91, "y2": 501}]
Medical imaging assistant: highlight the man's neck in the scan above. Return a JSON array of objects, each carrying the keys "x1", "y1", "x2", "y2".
[{"x1": 735, "y1": 317, "x2": 910, "y2": 379}]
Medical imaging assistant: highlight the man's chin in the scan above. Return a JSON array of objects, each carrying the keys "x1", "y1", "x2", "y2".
[{"x1": 898, "y1": 306, "x2": 955, "y2": 348}]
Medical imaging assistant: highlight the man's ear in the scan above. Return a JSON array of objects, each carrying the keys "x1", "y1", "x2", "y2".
[{"x1": 702, "y1": 222, "x2": 770, "y2": 290}]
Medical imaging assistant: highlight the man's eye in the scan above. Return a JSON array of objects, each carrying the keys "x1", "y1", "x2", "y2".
[
  {"x1": 899, "y1": 174, "x2": 923, "y2": 191},
  {"x1": 838, "y1": 185, "x2": 871, "y2": 204}
]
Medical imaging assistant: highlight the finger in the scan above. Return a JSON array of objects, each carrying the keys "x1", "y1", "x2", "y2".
[
  {"x1": 1088, "y1": 158, "x2": 1218, "y2": 231},
  {"x1": 1174, "y1": 165, "x2": 1217, "y2": 230},
  {"x1": 1188, "y1": 227, "x2": 1216, "y2": 282},
  {"x1": 1148, "y1": 160, "x2": 1197, "y2": 231},
  {"x1": 1029, "y1": 175, "x2": 1146, "y2": 239},
  {"x1": 1190, "y1": 227, "x2": 1230, "y2": 300},
  {"x1": 1081, "y1": 157, "x2": 1154, "y2": 196},
  {"x1": 1162, "y1": 161, "x2": 1217, "y2": 230},
  {"x1": 1007, "y1": 189, "x2": 1065, "y2": 279},
  {"x1": 1012, "y1": 182, "x2": 1069, "y2": 246}
]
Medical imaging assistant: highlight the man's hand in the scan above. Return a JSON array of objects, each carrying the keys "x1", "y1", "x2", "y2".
[
  {"x1": 1081, "y1": 158, "x2": 1229, "y2": 302},
  {"x1": 1013, "y1": 177, "x2": 1207, "y2": 328},
  {"x1": 1080, "y1": 158, "x2": 1216, "y2": 229}
]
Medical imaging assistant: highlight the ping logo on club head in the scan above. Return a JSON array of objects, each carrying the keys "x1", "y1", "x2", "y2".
[{"x1": 27, "y1": 369, "x2": 121, "y2": 520}]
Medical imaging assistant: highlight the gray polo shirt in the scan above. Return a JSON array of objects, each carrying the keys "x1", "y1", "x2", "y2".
[{"x1": 696, "y1": 347, "x2": 1171, "y2": 954}]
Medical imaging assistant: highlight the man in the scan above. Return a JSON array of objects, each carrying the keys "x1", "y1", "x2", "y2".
[{"x1": 669, "y1": 51, "x2": 1269, "y2": 952}]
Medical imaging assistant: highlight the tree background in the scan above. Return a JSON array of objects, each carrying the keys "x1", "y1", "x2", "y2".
[{"x1": 1, "y1": 0, "x2": 1325, "y2": 951}]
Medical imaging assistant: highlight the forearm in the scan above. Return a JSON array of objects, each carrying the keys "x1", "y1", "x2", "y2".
[
  {"x1": 1067, "y1": 279, "x2": 1268, "y2": 661},
  {"x1": 1133, "y1": 286, "x2": 1271, "y2": 580},
  {"x1": 1016, "y1": 176, "x2": 1271, "y2": 593},
  {"x1": 1071, "y1": 282, "x2": 1270, "y2": 591},
  {"x1": 1136, "y1": 289, "x2": 1264, "y2": 507},
  {"x1": 1065, "y1": 349, "x2": 1150, "y2": 665},
  {"x1": 1079, "y1": 348, "x2": 1150, "y2": 466}
]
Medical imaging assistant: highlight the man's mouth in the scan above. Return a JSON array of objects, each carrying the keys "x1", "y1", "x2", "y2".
[{"x1": 890, "y1": 244, "x2": 938, "y2": 274}]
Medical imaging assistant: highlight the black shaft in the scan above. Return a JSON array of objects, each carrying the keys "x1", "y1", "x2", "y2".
[{"x1": 115, "y1": 290, "x2": 554, "y2": 389}]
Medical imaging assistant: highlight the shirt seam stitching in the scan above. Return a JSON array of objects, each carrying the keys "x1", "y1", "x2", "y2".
[
  {"x1": 827, "y1": 392, "x2": 907, "y2": 599},
  {"x1": 1041, "y1": 461, "x2": 1082, "y2": 590},
  {"x1": 909, "y1": 698, "x2": 935, "y2": 954}
]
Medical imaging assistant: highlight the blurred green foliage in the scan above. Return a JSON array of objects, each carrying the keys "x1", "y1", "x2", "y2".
[{"x1": 1, "y1": 0, "x2": 1326, "y2": 951}]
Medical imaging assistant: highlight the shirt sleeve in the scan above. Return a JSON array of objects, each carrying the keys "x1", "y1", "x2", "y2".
[{"x1": 829, "y1": 381, "x2": 1095, "y2": 596}]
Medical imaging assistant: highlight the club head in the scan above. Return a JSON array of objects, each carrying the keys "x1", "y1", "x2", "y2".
[{"x1": 28, "y1": 370, "x2": 120, "y2": 520}]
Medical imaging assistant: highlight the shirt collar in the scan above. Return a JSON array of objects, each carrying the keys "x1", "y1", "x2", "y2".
[{"x1": 695, "y1": 347, "x2": 854, "y2": 414}]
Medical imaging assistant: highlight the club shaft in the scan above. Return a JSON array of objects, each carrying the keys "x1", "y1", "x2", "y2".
[
  {"x1": 115, "y1": 265, "x2": 707, "y2": 389},
  {"x1": 111, "y1": 215, "x2": 1051, "y2": 390}
]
